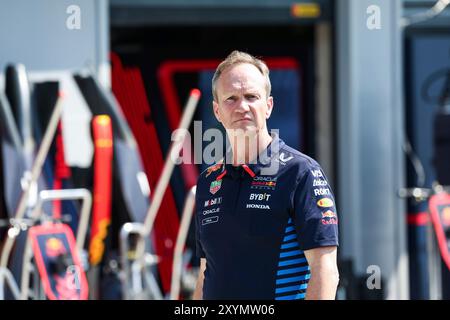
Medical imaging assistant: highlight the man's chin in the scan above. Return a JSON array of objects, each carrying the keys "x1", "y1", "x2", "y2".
[{"x1": 229, "y1": 125, "x2": 258, "y2": 135}]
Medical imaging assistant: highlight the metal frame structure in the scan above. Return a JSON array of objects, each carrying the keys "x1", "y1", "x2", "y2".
[
  {"x1": 20, "y1": 188, "x2": 92, "y2": 300},
  {"x1": 0, "y1": 96, "x2": 63, "y2": 299},
  {"x1": 119, "y1": 89, "x2": 201, "y2": 300},
  {"x1": 170, "y1": 185, "x2": 197, "y2": 300}
]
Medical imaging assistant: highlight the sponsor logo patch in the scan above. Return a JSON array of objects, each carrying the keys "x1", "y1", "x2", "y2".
[
  {"x1": 202, "y1": 216, "x2": 219, "y2": 225},
  {"x1": 209, "y1": 180, "x2": 222, "y2": 194},
  {"x1": 251, "y1": 176, "x2": 277, "y2": 190},
  {"x1": 204, "y1": 197, "x2": 222, "y2": 207},
  {"x1": 313, "y1": 179, "x2": 328, "y2": 187},
  {"x1": 311, "y1": 169, "x2": 324, "y2": 178},
  {"x1": 203, "y1": 208, "x2": 220, "y2": 215},
  {"x1": 317, "y1": 198, "x2": 334, "y2": 208},
  {"x1": 314, "y1": 188, "x2": 331, "y2": 196},
  {"x1": 246, "y1": 204, "x2": 271, "y2": 210},
  {"x1": 322, "y1": 210, "x2": 337, "y2": 219},
  {"x1": 249, "y1": 193, "x2": 271, "y2": 201},
  {"x1": 321, "y1": 210, "x2": 338, "y2": 225}
]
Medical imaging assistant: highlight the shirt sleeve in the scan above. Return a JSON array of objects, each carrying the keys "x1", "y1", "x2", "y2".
[
  {"x1": 195, "y1": 185, "x2": 206, "y2": 258},
  {"x1": 292, "y1": 165, "x2": 339, "y2": 250}
]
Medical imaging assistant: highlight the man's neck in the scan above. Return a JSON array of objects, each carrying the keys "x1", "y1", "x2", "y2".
[{"x1": 228, "y1": 130, "x2": 273, "y2": 166}]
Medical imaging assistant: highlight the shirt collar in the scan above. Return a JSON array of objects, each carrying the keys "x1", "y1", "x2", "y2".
[{"x1": 218, "y1": 133, "x2": 284, "y2": 179}]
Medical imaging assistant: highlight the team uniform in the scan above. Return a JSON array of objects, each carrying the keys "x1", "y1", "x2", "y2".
[{"x1": 195, "y1": 135, "x2": 339, "y2": 300}]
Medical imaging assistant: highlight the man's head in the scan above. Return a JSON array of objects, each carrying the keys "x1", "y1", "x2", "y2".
[
  {"x1": 212, "y1": 51, "x2": 271, "y2": 101},
  {"x1": 212, "y1": 51, "x2": 273, "y2": 135}
]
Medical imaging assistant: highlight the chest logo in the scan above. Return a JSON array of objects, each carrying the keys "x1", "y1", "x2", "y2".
[
  {"x1": 246, "y1": 204, "x2": 271, "y2": 210},
  {"x1": 251, "y1": 176, "x2": 277, "y2": 190},
  {"x1": 249, "y1": 193, "x2": 271, "y2": 201},
  {"x1": 202, "y1": 216, "x2": 219, "y2": 225},
  {"x1": 204, "y1": 197, "x2": 222, "y2": 207},
  {"x1": 209, "y1": 180, "x2": 222, "y2": 195},
  {"x1": 203, "y1": 208, "x2": 220, "y2": 215}
]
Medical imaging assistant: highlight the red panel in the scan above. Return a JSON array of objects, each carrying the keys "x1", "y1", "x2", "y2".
[
  {"x1": 407, "y1": 212, "x2": 429, "y2": 226},
  {"x1": 111, "y1": 53, "x2": 180, "y2": 294},
  {"x1": 53, "y1": 122, "x2": 71, "y2": 220}
]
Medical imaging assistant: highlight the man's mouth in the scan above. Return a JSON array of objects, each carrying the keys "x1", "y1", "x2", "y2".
[{"x1": 234, "y1": 118, "x2": 252, "y2": 123}]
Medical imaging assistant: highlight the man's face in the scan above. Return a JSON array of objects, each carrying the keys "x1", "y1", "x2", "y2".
[{"x1": 213, "y1": 63, "x2": 273, "y2": 135}]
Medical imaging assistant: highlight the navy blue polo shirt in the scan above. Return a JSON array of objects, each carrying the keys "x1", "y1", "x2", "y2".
[{"x1": 194, "y1": 135, "x2": 339, "y2": 300}]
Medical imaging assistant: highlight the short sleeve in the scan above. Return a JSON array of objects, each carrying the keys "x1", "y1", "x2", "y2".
[
  {"x1": 194, "y1": 187, "x2": 206, "y2": 258},
  {"x1": 293, "y1": 165, "x2": 339, "y2": 250}
]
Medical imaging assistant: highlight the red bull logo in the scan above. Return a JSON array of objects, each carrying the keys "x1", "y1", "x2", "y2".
[
  {"x1": 45, "y1": 238, "x2": 66, "y2": 258},
  {"x1": 321, "y1": 210, "x2": 338, "y2": 225},
  {"x1": 322, "y1": 210, "x2": 336, "y2": 218},
  {"x1": 251, "y1": 181, "x2": 277, "y2": 190}
]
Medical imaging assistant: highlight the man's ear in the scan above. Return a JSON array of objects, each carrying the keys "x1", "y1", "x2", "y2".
[
  {"x1": 266, "y1": 96, "x2": 274, "y2": 119},
  {"x1": 213, "y1": 101, "x2": 221, "y2": 123}
]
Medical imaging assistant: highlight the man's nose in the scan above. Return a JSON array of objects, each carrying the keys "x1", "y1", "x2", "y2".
[{"x1": 236, "y1": 98, "x2": 250, "y2": 112}]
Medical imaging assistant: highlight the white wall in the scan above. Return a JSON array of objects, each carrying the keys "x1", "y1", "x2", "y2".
[
  {"x1": 0, "y1": 0, "x2": 109, "y2": 84},
  {"x1": 0, "y1": 0, "x2": 109, "y2": 167}
]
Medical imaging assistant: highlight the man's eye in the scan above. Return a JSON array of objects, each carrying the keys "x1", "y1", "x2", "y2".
[
  {"x1": 246, "y1": 95, "x2": 258, "y2": 100},
  {"x1": 226, "y1": 97, "x2": 236, "y2": 102}
]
